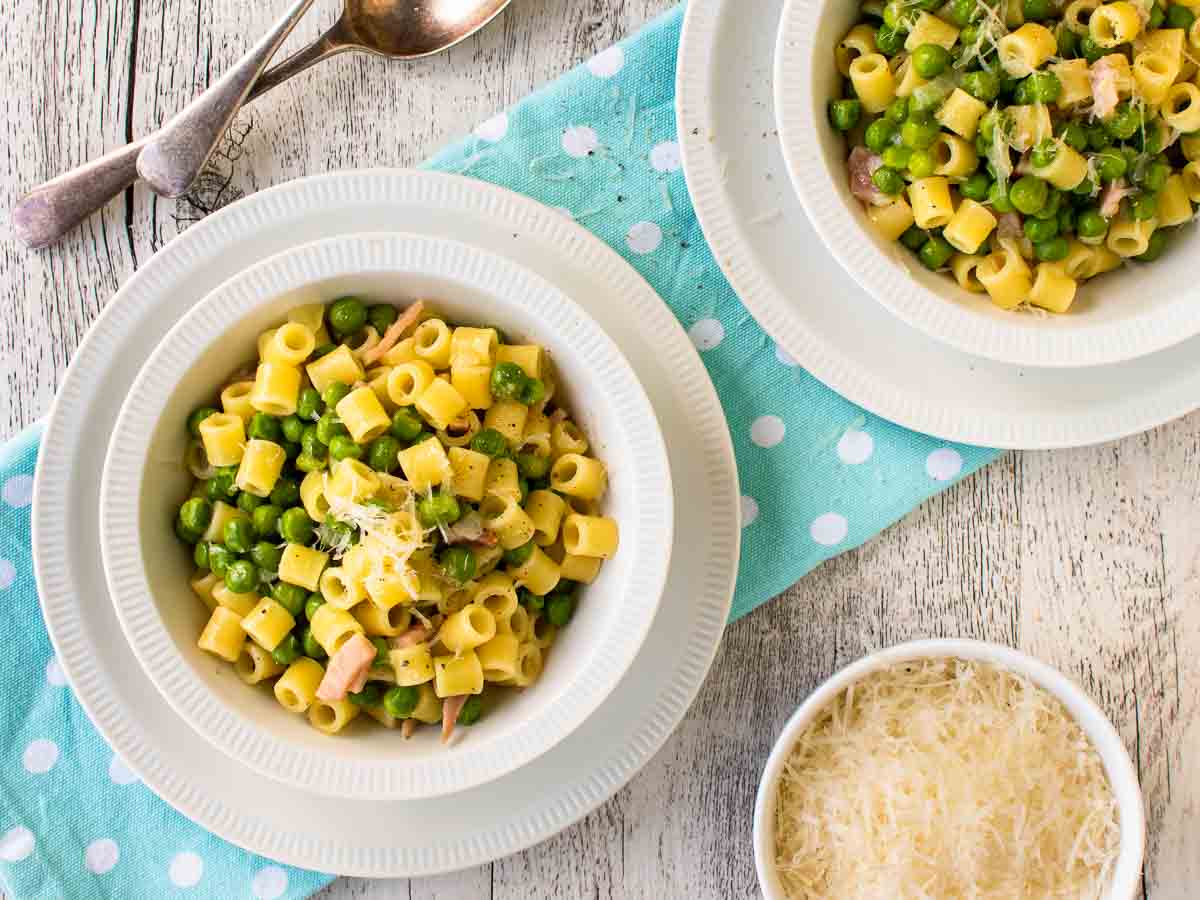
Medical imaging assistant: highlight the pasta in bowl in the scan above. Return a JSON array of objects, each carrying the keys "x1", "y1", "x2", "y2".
[
  {"x1": 775, "y1": 0, "x2": 1200, "y2": 367},
  {"x1": 99, "y1": 232, "x2": 672, "y2": 799}
]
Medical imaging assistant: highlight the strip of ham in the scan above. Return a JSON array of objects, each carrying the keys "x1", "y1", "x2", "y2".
[
  {"x1": 848, "y1": 146, "x2": 888, "y2": 207},
  {"x1": 316, "y1": 633, "x2": 377, "y2": 702},
  {"x1": 401, "y1": 719, "x2": 416, "y2": 739},
  {"x1": 1100, "y1": 178, "x2": 1133, "y2": 218},
  {"x1": 1089, "y1": 58, "x2": 1121, "y2": 121},
  {"x1": 441, "y1": 695, "x2": 468, "y2": 743},
  {"x1": 391, "y1": 623, "x2": 432, "y2": 649},
  {"x1": 362, "y1": 300, "x2": 425, "y2": 366}
]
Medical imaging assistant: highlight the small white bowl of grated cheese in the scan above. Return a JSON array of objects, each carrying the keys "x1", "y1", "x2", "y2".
[{"x1": 753, "y1": 639, "x2": 1145, "y2": 900}]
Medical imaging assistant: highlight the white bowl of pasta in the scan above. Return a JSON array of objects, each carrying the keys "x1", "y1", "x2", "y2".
[
  {"x1": 98, "y1": 231, "x2": 673, "y2": 799},
  {"x1": 775, "y1": 0, "x2": 1200, "y2": 368}
]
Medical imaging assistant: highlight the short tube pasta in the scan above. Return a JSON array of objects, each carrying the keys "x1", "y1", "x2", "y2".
[{"x1": 562, "y1": 514, "x2": 620, "y2": 559}]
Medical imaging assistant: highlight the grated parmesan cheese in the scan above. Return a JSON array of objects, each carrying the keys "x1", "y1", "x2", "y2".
[{"x1": 773, "y1": 657, "x2": 1121, "y2": 900}]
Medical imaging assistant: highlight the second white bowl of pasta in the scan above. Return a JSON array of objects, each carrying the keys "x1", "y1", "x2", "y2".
[
  {"x1": 775, "y1": 0, "x2": 1200, "y2": 368},
  {"x1": 99, "y1": 231, "x2": 673, "y2": 799}
]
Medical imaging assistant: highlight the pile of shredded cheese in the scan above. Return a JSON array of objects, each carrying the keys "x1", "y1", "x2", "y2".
[{"x1": 774, "y1": 658, "x2": 1121, "y2": 900}]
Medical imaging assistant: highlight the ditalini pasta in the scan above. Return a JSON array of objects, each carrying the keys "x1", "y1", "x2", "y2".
[
  {"x1": 829, "y1": 0, "x2": 1198, "y2": 315},
  {"x1": 174, "y1": 296, "x2": 618, "y2": 742}
]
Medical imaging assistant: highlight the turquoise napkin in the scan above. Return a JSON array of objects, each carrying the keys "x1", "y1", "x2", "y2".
[{"x1": 0, "y1": 6, "x2": 999, "y2": 898}]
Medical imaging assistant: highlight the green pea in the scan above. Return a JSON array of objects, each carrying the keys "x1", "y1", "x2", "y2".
[
  {"x1": 1057, "y1": 122, "x2": 1088, "y2": 153},
  {"x1": 370, "y1": 636, "x2": 389, "y2": 659},
  {"x1": 440, "y1": 546, "x2": 476, "y2": 583},
  {"x1": 301, "y1": 626, "x2": 326, "y2": 660},
  {"x1": 225, "y1": 559, "x2": 258, "y2": 594},
  {"x1": 1058, "y1": 205, "x2": 1077, "y2": 234},
  {"x1": 1056, "y1": 27, "x2": 1080, "y2": 58},
  {"x1": 349, "y1": 683, "x2": 384, "y2": 707},
  {"x1": 305, "y1": 592, "x2": 325, "y2": 621},
  {"x1": 1072, "y1": 178, "x2": 1097, "y2": 200},
  {"x1": 272, "y1": 634, "x2": 303, "y2": 667},
  {"x1": 271, "y1": 582, "x2": 308, "y2": 617},
  {"x1": 327, "y1": 297, "x2": 368, "y2": 337},
  {"x1": 1132, "y1": 193, "x2": 1158, "y2": 221},
  {"x1": 883, "y1": 1, "x2": 911, "y2": 29},
  {"x1": 998, "y1": 75, "x2": 1022, "y2": 101},
  {"x1": 175, "y1": 516, "x2": 201, "y2": 545},
  {"x1": 1105, "y1": 103, "x2": 1141, "y2": 141},
  {"x1": 881, "y1": 144, "x2": 913, "y2": 169},
  {"x1": 389, "y1": 407, "x2": 424, "y2": 442},
  {"x1": 179, "y1": 497, "x2": 213, "y2": 534},
  {"x1": 368, "y1": 304, "x2": 398, "y2": 335},
  {"x1": 191, "y1": 543, "x2": 209, "y2": 571},
  {"x1": 490, "y1": 362, "x2": 529, "y2": 401},
  {"x1": 907, "y1": 149, "x2": 936, "y2": 178},
  {"x1": 206, "y1": 544, "x2": 234, "y2": 579},
  {"x1": 296, "y1": 388, "x2": 323, "y2": 422},
  {"x1": 247, "y1": 412, "x2": 280, "y2": 443},
  {"x1": 233, "y1": 493, "x2": 260, "y2": 517},
  {"x1": 252, "y1": 504, "x2": 282, "y2": 539},
  {"x1": 956, "y1": 173, "x2": 988, "y2": 202},
  {"x1": 884, "y1": 96, "x2": 909, "y2": 124},
  {"x1": 949, "y1": 0, "x2": 982, "y2": 25},
  {"x1": 417, "y1": 492, "x2": 461, "y2": 527},
  {"x1": 503, "y1": 540, "x2": 536, "y2": 568},
  {"x1": 912, "y1": 43, "x2": 951, "y2": 78},
  {"x1": 900, "y1": 119, "x2": 940, "y2": 150},
  {"x1": 222, "y1": 517, "x2": 253, "y2": 554},
  {"x1": 865, "y1": 119, "x2": 897, "y2": 154},
  {"x1": 1032, "y1": 189, "x2": 1061, "y2": 221},
  {"x1": 546, "y1": 593, "x2": 576, "y2": 626},
  {"x1": 204, "y1": 471, "x2": 237, "y2": 502},
  {"x1": 366, "y1": 436, "x2": 402, "y2": 473},
  {"x1": 277, "y1": 416, "x2": 302, "y2": 447},
  {"x1": 988, "y1": 179, "x2": 1015, "y2": 213},
  {"x1": 250, "y1": 541, "x2": 283, "y2": 573},
  {"x1": 187, "y1": 407, "x2": 218, "y2": 438},
  {"x1": 1031, "y1": 138, "x2": 1058, "y2": 170},
  {"x1": 457, "y1": 695, "x2": 484, "y2": 726},
  {"x1": 1080, "y1": 35, "x2": 1105, "y2": 63},
  {"x1": 1029, "y1": 71, "x2": 1062, "y2": 103},
  {"x1": 279, "y1": 507, "x2": 315, "y2": 544},
  {"x1": 519, "y1": 378, "x2": 546, "y2": 406},
  {"x1": 470, "y1": 428, "x2": 509, "y2": 458},
  {"x1": 1093, "y1": 149, "x2": 1127, "y2": 182},
  {"x1": 1136, "y1": 228, "x2": 1169, "y2": 261},
  {"x1": 269, "y1": 478, "x2": 300, "y2": 508},
  {"x1": 321, "y1": 515, "x2": 356, "y2": 550},
  {"x1": 328, "y1": 434, "x2": 363, "y2": 462},
  {"x1": 829, "y1": 99, "x2": 862, "y2": 131},
  {"x1": 1023, "y1": 0, "x2": 1052, "y2": 18},
  {"x1": 1023, "y1": 218, "x2": 1056, "y2": 245},
  {"x1": 1009, "y1": 175, "x2": 1048, "y2": 215},
  {"x1": 311, "y1": 343, "x2": 336, "y2": 360},
  {"x1": 383, "y1": 685, "x2": 419, "y2": 719},
  {"x1": 918, "y1": 235, "x2": 955, "y2": 270},
  {"x1": 872, "y1": 166, "x2": 906, "y2": 195},
  {"x1": 1076, "y1": 208, "x2": 1109, "y2": 239},
  {"x1": 322, "y1": 382, "x2": 352, "y2": 410},
  {"x1": 1032, "y1": 236, "x2": 1069, "y2": 262},
  {"x1": 875, "y1": 23, "x2": 907, "y2": 56},
  {"x1": 1167, "y1": 3, "x2": 1195, "y2": 28},
  {"x1": 299, "y1": 426, "x2": 328, "y2": 461},
  {"x1": 1141, "y1": 160, "x2": 1171, "y2": 193},
  {"x1": 1150, "y1": 2, "x2": 1167, "y2": 28}
]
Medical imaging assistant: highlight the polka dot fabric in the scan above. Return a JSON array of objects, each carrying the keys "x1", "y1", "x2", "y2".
[
  {"x1": 0, "y1": 11, "x2": 998, "y2": 896},
  {"x1": 0, "y1": 425, "x2": 331, "y2": 898},
  {"x1": 425, "y1": 8, "x2": 999, "y2": 620}
]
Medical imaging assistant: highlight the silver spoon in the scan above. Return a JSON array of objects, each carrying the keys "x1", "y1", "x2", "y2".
[{"x1": 12, "y1": 0, "x2": 512, "y2": 249}]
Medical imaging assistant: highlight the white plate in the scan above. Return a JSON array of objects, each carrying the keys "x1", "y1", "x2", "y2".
[
  {"x1": 774, "y1": 0, "x2": 1200, "y2": 370},
  {"x1": 32, "y1": 170, "x2": 739, "y2": 877},
  {"x1": 101, "y1": 232, "x2": 674, "y2": 800},
  {"x1": 678, "y1": 0, "x2": 1200, "y2": 449}
]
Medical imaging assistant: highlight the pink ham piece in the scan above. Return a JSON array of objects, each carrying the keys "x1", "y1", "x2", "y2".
[
  {"x1": 401, "y1": 718, "x2": 416, "y2": 739},
  {"x1": 361, "y1": 300, "x2": 425, "y2": 366},
  {"x1": 441, "y1": 694, "x2": 468, "y2": 743},
  {"x1": 1089, "y1": 58, "x2": 1121, "y2": 121},
  {"x1": 1100, "y1": 178, "x2": 1134, "y2": 218},
  {"x1": 391, "y1": 623, "x2": 432, "y2": 649},
  {"x1": 316, "y1": 633, "x2": 377, "y2": 702},
  {"x1": 848, "y1": 146, "x2": 888, "y2": 207}
]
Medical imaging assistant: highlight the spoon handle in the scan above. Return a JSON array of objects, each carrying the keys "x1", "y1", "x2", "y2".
[
  {"x1": 137, "y1": 0, "x2": 317, "y2": 199},
  {"x1": 10, "y1": 10, "x2": 338, "y2": 249}
]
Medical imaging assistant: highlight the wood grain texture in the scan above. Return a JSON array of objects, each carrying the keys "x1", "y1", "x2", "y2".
[{"x1": 2, "y1": 1, "x2": 1197, "y2": 898}]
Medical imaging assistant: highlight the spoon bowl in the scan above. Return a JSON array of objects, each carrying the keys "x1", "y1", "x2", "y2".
[{"x1": 342, "y1": 0, "x2": 512, "y2": 58}]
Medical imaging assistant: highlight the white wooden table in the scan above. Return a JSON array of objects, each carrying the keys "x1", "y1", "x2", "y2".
[{"x1": 2, "y1": 1, "x2": 1196, "y2": 897}]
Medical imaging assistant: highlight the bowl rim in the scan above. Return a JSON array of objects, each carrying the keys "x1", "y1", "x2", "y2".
[
  {"x1": 752, "y1": 638, "x2": 1146, "y2": 900},
  {"x1": 773, "y1": 0, "x2": 1200, "y2": 369},
  {"x1": 98, "y1": 230, "x2": 675, "y2": 800}
]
